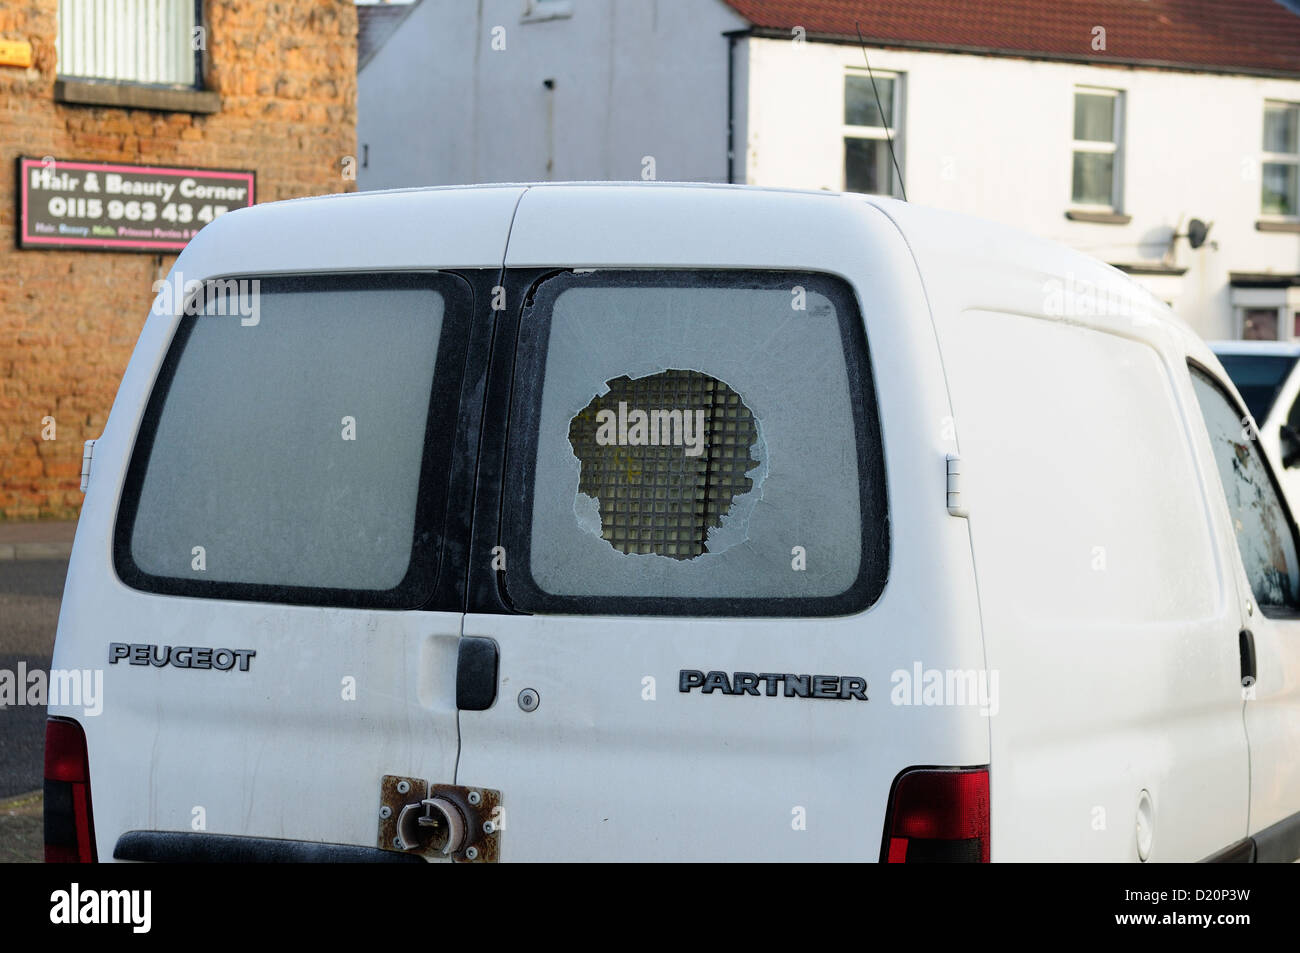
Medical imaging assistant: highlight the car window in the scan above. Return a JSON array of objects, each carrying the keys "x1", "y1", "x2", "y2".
[
  {"x1": 1189, "y1": 365, "x2": 1300, "y2": 611},
  {"x1": 1214, "y1": 353, "x2": 1298, "y2": 423},
  {"x1": 116, "y1": 273, "x2": 471, "y2": 608},
  {"x1": 501, "y1": 270, "x2": 888, "y2": 615}
]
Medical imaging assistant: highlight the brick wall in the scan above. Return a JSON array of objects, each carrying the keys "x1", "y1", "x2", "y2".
[{"x1": 0, "y1": 0, "x2": 357, "y2": 519}]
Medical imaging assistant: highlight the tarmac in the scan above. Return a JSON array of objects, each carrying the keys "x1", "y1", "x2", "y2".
[
  {"x1": 0, "y1": 519, "x2": 77, "y2": 862},
  {"x1": 0, "y1": 520, "x2": 77, "y2": 561},
  {"x1": 0, "y1": 790, "x2": 42, "y2": 863}
]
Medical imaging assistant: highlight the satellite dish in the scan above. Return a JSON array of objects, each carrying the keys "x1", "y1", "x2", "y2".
[{"x1": 1187, "y1": 218, "x2": 1211, "y2": 249}]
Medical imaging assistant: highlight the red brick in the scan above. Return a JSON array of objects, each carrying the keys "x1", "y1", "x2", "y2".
[{"x1": 0, "y1": 0, "x2": 356, "y2": 518}]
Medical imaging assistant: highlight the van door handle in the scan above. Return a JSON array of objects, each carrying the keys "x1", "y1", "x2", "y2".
[
  {"x1": 1239, "y1": 629, "x2": 1257, "y2": 688},
  {"x1": 456, "y1": 637, "x2": 499, "y2": 711}
]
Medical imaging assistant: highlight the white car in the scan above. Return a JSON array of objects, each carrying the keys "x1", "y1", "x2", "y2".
[{"x1": 48, "y1": 183, "x2": 1300, "y2": 862}]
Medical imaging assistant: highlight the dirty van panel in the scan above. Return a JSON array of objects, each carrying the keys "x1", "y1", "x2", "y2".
[
  {"x1": 87, "y1": 272, "x2": 476, "y2": 860},
  {"x1": 937, "y1": 309, "x2": 1248, "y2": 860},
  {"x1": 459, "y1": 268, "x2": 922, "y2": 862}
]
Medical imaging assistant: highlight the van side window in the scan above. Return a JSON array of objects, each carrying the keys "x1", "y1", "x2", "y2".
[
  {"x1": 501, "y1": 270, "x2": 888, "y2": 616},
  {"x1": 1189, "y1": 366, "x2": 1300, "y2": 611},
  {"x1": 115, "y1": 273, "x2": 472, "y2": 609}
]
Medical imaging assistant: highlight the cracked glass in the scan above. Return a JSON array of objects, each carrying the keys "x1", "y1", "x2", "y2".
[{"x1": 519, "y1": 272, "x2": 875, "y2": 603}]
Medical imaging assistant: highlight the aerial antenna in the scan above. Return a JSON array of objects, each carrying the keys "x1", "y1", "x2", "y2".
[{"x1": 856, "y1": 21, "x2": 907, "y2": 202}]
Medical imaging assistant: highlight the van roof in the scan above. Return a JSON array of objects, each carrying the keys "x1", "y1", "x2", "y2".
[
  {"x1": 274, "y1": 180, "x2": 846, "y2": 205},
  {"x1": 194, "y1": 181, "x2": 1208, "y2": 360}
]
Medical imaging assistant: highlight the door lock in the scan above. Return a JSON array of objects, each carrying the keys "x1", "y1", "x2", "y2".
[{"x1": 378, "y1": 775, "x2": 502, "y2": 863}]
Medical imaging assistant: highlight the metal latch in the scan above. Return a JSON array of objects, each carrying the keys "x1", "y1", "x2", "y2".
[
  {"x1": 946, "y1": 454, "x2": 968, "y2": 518},
  {"x1": 377, "y1": 775, "x2": 502, "y2": 863},
  {"x1": 80, "y1": 439, "x2": 96, "y2": 493}
]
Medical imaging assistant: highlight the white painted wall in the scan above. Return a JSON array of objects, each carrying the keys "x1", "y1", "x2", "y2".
[
  {"x1": 357, "y1": 0, "x2": 472, "y2": 190},
  {"x1": 359, "y1": 7, "x2": 1300, "y2": 339},
  {"x1": 359, "y1": 0, "x2": 747, "y2": 190},
  {"x1": 741, "y1": 37, "x2": 1300, "y2": 338}
]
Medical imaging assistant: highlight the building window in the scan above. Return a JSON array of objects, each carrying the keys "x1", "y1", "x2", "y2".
[
  {"x1": 1231, "y1": 282, "x2": 1300, "y2": 342},
  {"x1": 56, "y1": 0, "x2": 200, "y2": 87},
  {"x1": 843, "y1": 71, "x2": 903, "y2": 198},
  {"x1": 1263, "y1": 101, "x2": 1299, "y2": 217},
  {"x1": 1242, "y1": 307, "x2": 1282, "y2": 341},
  {"x1": 1071, "y1": 88, "x2": 1124, "y2": 210}
]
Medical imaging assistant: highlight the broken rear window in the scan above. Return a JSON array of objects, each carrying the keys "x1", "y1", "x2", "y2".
[{"x1": 501, "y1": 270, "x2": 888, "y2": 615}]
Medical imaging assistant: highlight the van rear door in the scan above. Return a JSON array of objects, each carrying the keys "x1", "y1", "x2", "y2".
[
  {"x1": 53, "y1": 249, "x2": 494, "y2": 860},
  {"x1": 455, "y1": 186, "x2": 991, "y2": 861}
]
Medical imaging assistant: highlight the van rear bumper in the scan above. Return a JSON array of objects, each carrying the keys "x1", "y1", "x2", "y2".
[
  {"x1": 113, "y1": 831, "x2": 423, "y2": 863},
  {"x1": 1200, "y1": 810, "x2": 1300, "y2": 862}
]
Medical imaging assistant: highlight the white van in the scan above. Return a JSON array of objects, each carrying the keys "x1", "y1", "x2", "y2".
[{"x1": 47, "y1": 183, "x2": 1300, "y2": 862}]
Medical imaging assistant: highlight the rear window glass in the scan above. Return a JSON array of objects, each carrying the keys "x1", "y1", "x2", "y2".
[
  {"x1": 501, "y1": 270, "x2": 888, "y2": 615},
  {"x1": 1215, "y1": 353, "x2": 1298, "y2": 423},
  {"x1": 115, "y1": 273, "x2": 470, "y2": 608}
]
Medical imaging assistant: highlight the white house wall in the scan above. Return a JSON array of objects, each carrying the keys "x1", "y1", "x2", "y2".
[
  {"x1": 743, "y1": 36, "x2": 1300, "y2": 338},
  {"x1": 359, "y1": 0, "x2": 748, "y2": 190}
]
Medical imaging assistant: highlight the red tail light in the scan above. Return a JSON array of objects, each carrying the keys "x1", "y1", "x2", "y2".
[
  {"x1": 882, "y1": 767, "x2": 990, "y2": 863},
  {"x1": 44, "y1": 717, "x2": 97, "y2": 863}
]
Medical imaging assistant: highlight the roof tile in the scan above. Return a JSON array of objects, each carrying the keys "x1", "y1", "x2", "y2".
[{"x1": 723, "y1": 0, "x2": 1300, "y2": 75}]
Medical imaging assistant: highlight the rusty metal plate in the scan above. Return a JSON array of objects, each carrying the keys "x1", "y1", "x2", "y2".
[
  {"x1": 377, "y1": 775, "x2": 502, "y2": 863},
  {"x1": 432, "y1": 784, "x2": 503, "y2": 864},
  {"x1": 377, "y1": 775, "x2": 428, "y2": 856}
]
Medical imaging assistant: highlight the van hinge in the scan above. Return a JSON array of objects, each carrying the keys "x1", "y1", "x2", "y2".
[
  {"x1": 80, "y1": 439, "x2": 96, "y2": 493},
  {"x1": 946, "y1": 454, "x2": 968, "y2": 518}
]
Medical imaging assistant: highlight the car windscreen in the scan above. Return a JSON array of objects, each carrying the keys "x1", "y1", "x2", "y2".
[{"x1": 1215, "y1": 353, "x2": 1299, "y2": 423}]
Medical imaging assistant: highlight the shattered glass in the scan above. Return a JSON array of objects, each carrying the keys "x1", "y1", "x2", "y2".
[
  {"x1": 526, "y1": 276, "x2": 865, "y2": 599},
  {"x1": 569, "y1": 370, "x2": 760, "y2": 559}
]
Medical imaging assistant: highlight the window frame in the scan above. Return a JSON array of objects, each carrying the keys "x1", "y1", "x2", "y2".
[
  {"x1": 497, "y1": 268, "x2": 890, "y2": 617},
  {"x1": 1231, "y1": 283, "x2": 1300, "y2": 342},
  {"x1": 1070, "y1": 86, "x2": 1125, "y2": 213},
  {"x1": 113, "y1": 270, "x2": 476, "y2": 611},
  {"x1": 56, "y1": 0, "x2": 205, "y2": 91},
  {"x1": 842, "y1": 69, "x2": 905, "y2": 199},
  {"x1": 1237, "y1": 304, "x2": 1285, "y2": 341},
  {"x1": 1262, "y1": 100, "x2": 1300, "y2": 220},
  {"x1": 1187, "y1": 359, "x2": 1300, "y2": 618}
]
